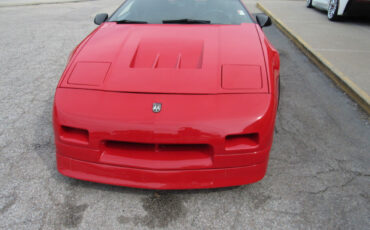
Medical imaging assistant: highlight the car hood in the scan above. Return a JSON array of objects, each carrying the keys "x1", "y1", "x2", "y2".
[{"x1": 60, "y1": 23, "x2": 268, "y2": 94}]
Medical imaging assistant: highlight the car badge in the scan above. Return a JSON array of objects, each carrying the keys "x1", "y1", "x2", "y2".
[{"x1": 152, "y1": 103, "x2": 162, "y2": 113}]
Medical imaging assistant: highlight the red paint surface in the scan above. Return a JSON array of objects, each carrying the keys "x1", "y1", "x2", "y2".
[{"x1": 53, "y1": 21, "x2": 280, "y2": 189}]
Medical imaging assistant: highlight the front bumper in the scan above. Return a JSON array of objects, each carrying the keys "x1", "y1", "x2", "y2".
[
  {"x1": 54, "y1": 88, "x2": 277, "y2": 189},
  {"x1": 57, "y1": 154, "x2": 268, "y2": 189}
]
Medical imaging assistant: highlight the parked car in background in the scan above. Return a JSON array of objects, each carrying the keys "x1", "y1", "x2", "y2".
[{"x1": 306, "y1": 0, "x2": 370, "y2": 21}]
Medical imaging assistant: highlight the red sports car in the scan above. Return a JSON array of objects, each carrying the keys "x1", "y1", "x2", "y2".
[{"x1": 53, "y1": 0, "x2": 280, "y2": 189}]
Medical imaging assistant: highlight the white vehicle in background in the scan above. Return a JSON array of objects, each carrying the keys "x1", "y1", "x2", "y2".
[{"x1": 306, "y1": 0, "x2": 370, "y2": 21}]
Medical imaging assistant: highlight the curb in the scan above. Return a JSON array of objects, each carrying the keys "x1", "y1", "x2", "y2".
[{"x1": 257, "y1": 2, "x2": 370, "y2": 115}]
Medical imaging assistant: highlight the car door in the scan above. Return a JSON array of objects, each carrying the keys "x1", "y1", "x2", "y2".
[{"x1": 313, "y1": 0, "x2": 330, "y2": 10}]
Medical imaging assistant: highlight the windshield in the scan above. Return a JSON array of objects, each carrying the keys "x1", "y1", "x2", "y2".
[{"x1": 109, "y1": 0, "x2": 253, "y2": 25}]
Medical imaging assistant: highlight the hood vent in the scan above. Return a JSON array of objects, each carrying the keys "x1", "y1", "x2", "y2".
[{"x1": 130, "y1": 38, "x2": 204, "y2": 69}]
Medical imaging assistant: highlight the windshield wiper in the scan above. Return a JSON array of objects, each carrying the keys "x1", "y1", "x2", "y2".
[
  {"x1": 162, "y1": 19, "x2": 211, "y2": 24},
  {"x1": 115, "y1": 19, "x2": 148, "y2": 24}
]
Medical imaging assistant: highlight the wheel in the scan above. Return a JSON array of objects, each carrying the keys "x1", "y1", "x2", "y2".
[
  {"x1": 306, "y1": 0, "x2": 313, "y2": 8},
  {"x1": 328, "y1": 0, "x2": 339, "y2": 21}
]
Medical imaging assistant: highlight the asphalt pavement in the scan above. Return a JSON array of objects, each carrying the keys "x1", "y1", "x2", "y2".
[{"x1": 0, "y1": 0, "x2": 369, "y2": 229}]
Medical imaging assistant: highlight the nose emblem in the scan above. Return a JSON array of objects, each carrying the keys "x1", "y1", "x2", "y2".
[{"x1": 152, "y1": 103, "x2": 162, "y2": 113}]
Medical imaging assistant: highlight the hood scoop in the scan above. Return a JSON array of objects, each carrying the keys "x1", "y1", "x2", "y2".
[{"x1": 130, "y1": 38, "x2": 204, "y2": 69}]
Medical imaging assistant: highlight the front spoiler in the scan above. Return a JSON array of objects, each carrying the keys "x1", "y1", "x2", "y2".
[{"x1": 57, "y1": 154, "x2": 268, "y2": 190}]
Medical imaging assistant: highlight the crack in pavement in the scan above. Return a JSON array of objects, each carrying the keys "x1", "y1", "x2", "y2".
[
  {"x1": 297, "y1": 176, "x2": 356, "y2": 195},
  {"x1": 0, "y1": 193, "x2": 17, "y2": 215}
]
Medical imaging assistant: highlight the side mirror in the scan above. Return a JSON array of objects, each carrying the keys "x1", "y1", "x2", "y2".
[
  {"x1": 94, "y1": 13, "x2": 108, "y2": 25},
  {"x1": 255, "y1": 14, "x2": 272, "y2": 28}
]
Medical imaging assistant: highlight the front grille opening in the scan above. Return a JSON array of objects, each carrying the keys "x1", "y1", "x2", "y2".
[
  {"x1": 60, "y1": 126, "x2": 89, "y2": 144},
  {"x1": 104, "y1": 141, "x2": 212, "y2": 154},
  {"x1": 105, "y1": 141, "x2": 155, "y2": 152},
  {"x1": 158, "y1": 144, "x2": 212, "y2": 153},
  {"x1": 101, "y1": 140, "x2": 213, "y2": 169},
  {"x1": 225, "y1": 133, "x2": 259, "y2": 151}
]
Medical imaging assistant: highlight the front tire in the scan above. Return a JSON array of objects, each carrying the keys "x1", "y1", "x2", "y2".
[
  {"x1": 306, "y1": 0, "x2": 313, "y2": 8},
  {"x1": 328, "y1": 0, "x2": 339, "y2": 21}
]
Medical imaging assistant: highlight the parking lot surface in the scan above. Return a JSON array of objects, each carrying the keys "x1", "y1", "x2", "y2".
[{"x1": 0, "y1": 0, "x2": 369, "y2": 229}]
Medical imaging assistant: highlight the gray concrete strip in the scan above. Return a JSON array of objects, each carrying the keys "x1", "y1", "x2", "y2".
[
  {"x1": 0, "y1": 0, "x2": 96, "y2": 7},
  {"x1": 242, "y1": 0, "x2": 261, "y2": 14},
  {"x1": 257, "y1": 0, "x2": 370, "y2": 115}
]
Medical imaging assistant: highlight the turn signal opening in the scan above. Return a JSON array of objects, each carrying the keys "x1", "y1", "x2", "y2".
[
  {"x1": 225, "y1": 133, "x2": 259, "y2": 151},
  {"x1": 60, "y1": 126, "x2": 89, "y2": 144}
]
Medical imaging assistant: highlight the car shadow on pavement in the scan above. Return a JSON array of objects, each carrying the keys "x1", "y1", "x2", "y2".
[{"x1": 340, "y1": 16, "x2": 370, "y2": 25}]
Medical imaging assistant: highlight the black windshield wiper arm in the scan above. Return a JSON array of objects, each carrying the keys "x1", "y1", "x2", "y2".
[
  {"x1": 115, "y1": 19, "x2": 148, "y2": 24},
  {"x1": 162, "y1": 19, "x2": 211, "y2": 24}
]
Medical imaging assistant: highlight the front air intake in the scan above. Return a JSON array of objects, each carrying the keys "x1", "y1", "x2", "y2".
[
  {"x1": 60, "y1": 126, "x2": 89, "y2": 145},
  {"x1": 225, "y1": 133, "x2": 259, "y2": 151},
  {"x1": 100, "y1": 140, "x2": 213, "y2": 170}
]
